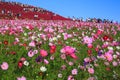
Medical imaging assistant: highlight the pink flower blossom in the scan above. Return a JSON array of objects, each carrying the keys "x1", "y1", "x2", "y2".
[
  {"x1": 97, "y1": 29, "x2": 103, "y2": 35},
  {"x1": 44, "y1": 59, "x2": 49, "y2": 64},
  {"x1": 68, "y1": 61, "x2": 74, "y2": 66},
  {"x1": 40, "y1": 49, "x2": 48, "y2": 57},
  {"x1": 112, "y1": 61, "x2": 118, "y2": 66},
  {"x1": 87, "y1": 44, "x2": 93, "y2": 48},
  {"x1": 71, "y1": 69, "x2": 78, "y2": 75},
  {"x1": 68, "y1": 75, "x2": 74, "y2": 80},
  {"x1": 28, "y1": 50, "x2": 34, "y2": 57},
  {"x1": 17, "y1": 76, "x2": 26, "y2": 80},
  {"x1": 0, "y1": 62, "x2": 9, "y2": 70},
  {"x1": 60, "y1": 53, "x2": 66, "y2": 60},
  {"x1": 83, "y1": 36, "x2": 93, "y2": 44},
  {"x1": 60, "y1": 46, "x2": 77, "y2": 59},
  {"x1": 33, "y1": 50, "x2": 38, "y2": 54},
  {"x1": 88, "y1": 68, "x2": 94, "y2": 74},
  {"x1": 104, "y1": 52, "x2": 113, "y2": 62},
  {"x1": 70, "y1": 53, "x2": 78, "y2": 59},
  {"x1": 29, "y1": 41, "x2": 35, "y2": 47}
]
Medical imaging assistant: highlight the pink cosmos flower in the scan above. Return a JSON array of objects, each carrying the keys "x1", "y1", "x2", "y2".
[
  {"x1": 83, "y1": 36, "x2": 93, "y2": 44},
  {"x1": 97, "y1": 29, "x2": 103, "y2": 35},
  {"x1": 84, "y1": 57, "x2": 91, "y2": 62},
  {"x1": 61, "y1": 46, "x2": 75, "y2": 55},
  {"x1": 40, "y1": 49, "x2": 48, "y2": 57},
  {"x1": 87, "y1": 44, "x2": 93, "y2": 48},
  {"x1": 44, "y1": 59, "x2": 49, "y2": 64},
  {"x1": 70, "y1": 53, "x2": 78, "y2": 59},
  {"x1": 29, "y1": 41, "x2": 35, "y2": 47},
  {"x1": 68, "y1": 61, "x2": 74, "y2": 66},
  {"x1": 61, "y1": 65, "x2": 66, "y2": 70},
  {"x1": 104, "y1": 62, "x2": 110, "y2": 66},
  {"x1": 68, "y1": 75, "x2": 74, "y2": 80},
  {"x1": 88, "y1": 68, "x2": 94, "y2": 74},
  {"x1": 60, "y1": 46, "x2": 77, "y2": 59},
  {"x1": 60, "y1": 53, "x2": 66, "y2": 60},
  {"x1": 112, "y1": 61, "x2": 118, "y2": 66},
  {"x1": 33, "y1": 50, "x2": 38, "y2": 54},
  {"x1": 0, "y1": 62, "x2": 9, "y2": 70},
  {"x1": 63, "y1": 33, "x2": 68, "y2": 40},
  {"x1": 50, "y1": 55, "x2": 55, "y2": 60},
  {"x1": 104, "y1": 52, "x2": 113, "y2": 62},
  {"x1": 17, "y1": 76, "x2": 26, "y2": 80},
  {"x1": 71, "y1": 69, "x2": 78, "y2": 75},
  {"x1": 28, "y1": 50, "x2": 34, "y2": 57}
]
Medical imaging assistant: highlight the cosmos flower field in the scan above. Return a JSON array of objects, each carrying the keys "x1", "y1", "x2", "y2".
[{"x1": 0, "y1": 20, "x2": 120, "y2": 80}]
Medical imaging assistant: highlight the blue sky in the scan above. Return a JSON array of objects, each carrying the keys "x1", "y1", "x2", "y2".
[{"x1": 6, "y1": 0, "x2": 120, "y2": 21}]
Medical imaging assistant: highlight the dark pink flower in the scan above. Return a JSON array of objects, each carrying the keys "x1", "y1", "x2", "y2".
[{"x1": 40, "y1": 49, "x2": 48, "y2": 57}]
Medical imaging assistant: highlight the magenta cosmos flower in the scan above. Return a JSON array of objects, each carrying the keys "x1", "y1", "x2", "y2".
[
  {"x1": 0, "y1": 62, "x2": 9, "y2": 70},
  {"x1": 40, "y1": 49, "x2": 48, "y2": 57}
]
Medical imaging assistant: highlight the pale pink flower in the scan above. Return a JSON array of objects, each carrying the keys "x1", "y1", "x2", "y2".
[
  {"x1": 71, "y1": 69, "x2": 78, "y2": 75},
  {"x1": 61, "y1": 65, "x2": 66, "y2": 70},
  {"x1": 29, "y1": 41, "x2": 35, "y2": 47},
  {"x1": 17, "y1": 76, "x2": 26, "y2": 80},
  {"x1": 84, "y1": 57, "x2": 90, "y2": 62},
  {"x1": 112, "y1": 61, "x2": 118, "y2": 66},
  {"x1": 88, "y1": 68, "x2": 94, "y2": 74},
  {"x1": 68, "y1": 75, "x2": 74, "y2": 80},
  {"x1": 44, "y1": 59, "x2": 49, "y2": 64},
  {"x1": 60, "y1": 53, "x2": 66, "y2": 60},
  {"x1": 50, "y1": 55, "x2": 54, "y2": 60},
  {"x1": 63, "y1": 33, "x2": 68, "y2": 40},
  {"x1": 40, "y1": 49, "x2": 48, "y2": 57},
  {"x1": 68, "y1": 61, "x2": 74, "y2": 66},
  {"x1": 28, "y1": 50, "x2": 34, "y2": 57},
  {"x1": 83, "y1": 36, "x2": 93, "y2": 44},
  {"x1": 33, "y1": 50, "x2": 38, "y2": 54},
  {"x1": 0, "y1": 62, "x2": 9, "y2": 70},
  {"x1": 104, "y1": 62, "x2": 110, "y2": 66},
  {"x1": 40, "y1": 34, "x2": 46, "y2": 40}
]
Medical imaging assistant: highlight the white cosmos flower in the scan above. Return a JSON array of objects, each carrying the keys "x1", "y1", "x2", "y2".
[
  {"x1": 24, "y1": 33, "x2": 27, "y2": 36},
  {"x1": 23, "y1": 61, "x2": 29, "y2": 66},
  {"x1": 113, "y1": 55, "x2": 117, "y2": 59},
  {"x1": 49, "y1": 38, "x2": 53, "y2": 42},
  {"x1": 52, "y1": 37, "x2": 57, "y2": 41},
  {"x1": 40, "y1": 66, "x2": 47, "y2": 72},
  {"x1": 107, "y1": 46, "x2": 113, "y2": 50},
  {"x1": 31, "y1": 36, "x2": 36, "y2": 40},
  {"x1": 116, "y1": 46, "x2": 120, "y2": 50},
  {"x1": 57, "y1": 35, "x2": 61, "y2": 38}
]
